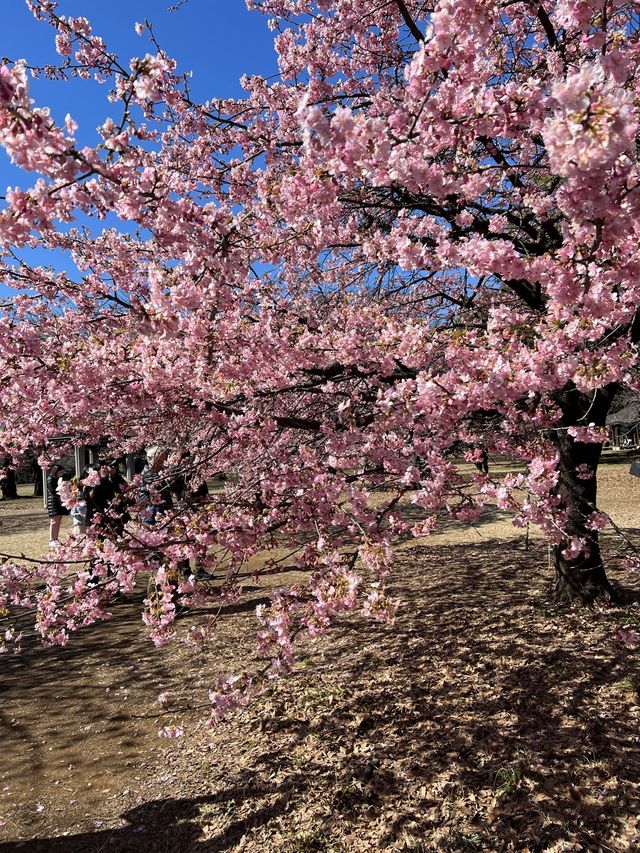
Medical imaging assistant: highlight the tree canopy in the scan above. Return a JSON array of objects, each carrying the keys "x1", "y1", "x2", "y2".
[{"x1": 1, "y1": 0, "x2": 639, "y2": 711}]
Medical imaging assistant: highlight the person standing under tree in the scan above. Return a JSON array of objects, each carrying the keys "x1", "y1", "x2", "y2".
[
  {"x1": 46, "y1": 464, "x2": 69, "y2": 544},
  {"x1": 473, "y1": 447, "x2": 490, "y2": 476},
  {"x1": 69, "y1": 471, "x2": 89, "y2": 537},
  {"x1": 0, "y1": 460, "x2": 18, "y2": 500},
  {"x1": 138, "y1": 447, "x2": 173, "y2": 525},
  {"x1": 32, "y1": 458, "x2": 43, "y2": 497}
]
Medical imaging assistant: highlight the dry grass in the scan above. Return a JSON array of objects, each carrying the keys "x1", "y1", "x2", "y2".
[{"x1": 0, "y1": 461, "x2": 639, "y2": 852}]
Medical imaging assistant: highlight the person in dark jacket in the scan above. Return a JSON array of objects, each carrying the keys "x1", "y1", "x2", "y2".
[
  {"x1": 46, "y1": 464, "x2": 69, "y2": 543},
  {"x1": 107, "y1": 460, "x2": 131, "y2": 528},
  {"x1": 473, "y1": 446, "x2": 490, "y2": 475},
  {"x1": 87, "y1": 465, "x2": 117, "y2": 526},
  {"x1": 0, "y1": 461, "x2": 18, "y2": 500},
  {"x1": 87, "y1": 460, "x2": 131, "y2": 537},
  {"x1": 32, "y1": 458, "x2": 43, "y2": 497}
]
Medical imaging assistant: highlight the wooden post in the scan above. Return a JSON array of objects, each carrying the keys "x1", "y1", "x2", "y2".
[{"x1": 125, "y1": 453, "x2": 135, "y2": 481}]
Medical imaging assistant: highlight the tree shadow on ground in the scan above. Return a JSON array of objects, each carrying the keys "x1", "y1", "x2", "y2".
[
  {"x1": 0, "y1": 585, "x2": 181, "y2": 807},
  {"x1": 0, "y1": 779, "x2": 306, "y2": 852},
  {"x1": 398, "y1": 501, "x2": 511, "y2": 532},
  {"x1": 0, "y1": 512, "x2": 50, "y2": 538},
  {"x1": 234, "y1": 538, "x2": 640, "y2": 851},
  {"x1": 188, "y1": 596, "x2": 273, "y2": 618},
  {"x1": 2, "y1": 531, "x2": 640, "y2": 851}
]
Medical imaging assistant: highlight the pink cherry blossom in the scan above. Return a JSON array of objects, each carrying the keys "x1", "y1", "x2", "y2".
[{"x1": 0, "y1": 0, "x2": 638, "y2": 723}]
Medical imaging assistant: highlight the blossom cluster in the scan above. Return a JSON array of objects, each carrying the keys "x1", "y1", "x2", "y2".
[{"x1": 0, "y1": 0, "x2": 638, "y2": 719}]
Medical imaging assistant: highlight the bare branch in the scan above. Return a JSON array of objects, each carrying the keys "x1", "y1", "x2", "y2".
[
  {"x1": 537, "y1": 4, "x2": 559, "y2": 49},
  {"x1": 394, "y1": 0, "x2": 424, "y2": 43}
]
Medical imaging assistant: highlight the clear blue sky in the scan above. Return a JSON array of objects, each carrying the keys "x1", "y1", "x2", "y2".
[
  {"x1": 0, "y1": 0, "x2": 279, "y2": 292},
  {"x1": 0, "y1": 0, "x2": 278, "y2": 187}
]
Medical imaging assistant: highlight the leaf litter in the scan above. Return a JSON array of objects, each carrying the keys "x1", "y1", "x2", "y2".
[{"x1": 0, "y1": 462, "x2": 639, "y2": 851}]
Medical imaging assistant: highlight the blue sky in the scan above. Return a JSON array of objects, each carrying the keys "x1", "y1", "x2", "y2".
[
  {"x1": 0, "y1": 0, "x2": 279, "y2": 293},
  {"x1": 1, "y1": 0, "x2": 278, "y2": 181}
]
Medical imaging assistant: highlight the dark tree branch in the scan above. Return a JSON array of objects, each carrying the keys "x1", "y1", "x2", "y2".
[
  {"x1": 478, "y1": 136, "x2": 524, "y2": 189},
  {"x1": 504, "y1": 277, "x2": 544, "y2": 311},
  {"x1": 394, "y1": 0, "x2": 424, "y2": 43},
  {"x1": 537, "y1": 4, "x2": 559, "y2": 49}
]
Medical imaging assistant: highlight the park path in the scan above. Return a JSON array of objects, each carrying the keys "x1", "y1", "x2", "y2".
[{"x1": 2, "y1": 459, "x2": 638, "y2": 560}]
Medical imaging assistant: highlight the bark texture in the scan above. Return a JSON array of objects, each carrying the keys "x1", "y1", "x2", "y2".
[{"x1": 552, "y1": 384, "x2": 619, "y2": 604}]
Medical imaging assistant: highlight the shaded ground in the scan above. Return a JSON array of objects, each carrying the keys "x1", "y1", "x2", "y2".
[
  {"x1": 0, "y1": 483, "x2": 71, "y2": 558},
  {"x1": 0, "y1": 463, "x2": 639, "y2": 851}
]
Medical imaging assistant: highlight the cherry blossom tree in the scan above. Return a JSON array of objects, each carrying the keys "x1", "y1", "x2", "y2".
[{"x1": 1, "y1": 0, "x2": 640, "y2": 702}]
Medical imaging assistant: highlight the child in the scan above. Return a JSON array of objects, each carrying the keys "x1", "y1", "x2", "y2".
[{"x1": 69, "y1": 472, "x2": 88, "y2": 536}]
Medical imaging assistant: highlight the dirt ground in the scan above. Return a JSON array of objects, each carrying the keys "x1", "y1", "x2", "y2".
[{"x1": 0, "y1": 461, "x2": 639, "y2": 852}]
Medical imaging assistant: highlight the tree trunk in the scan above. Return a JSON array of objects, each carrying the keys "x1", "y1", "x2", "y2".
[{"x1": 552, "y1": 384, "x2": 619, "y2": 604}]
